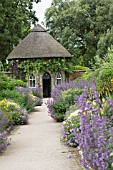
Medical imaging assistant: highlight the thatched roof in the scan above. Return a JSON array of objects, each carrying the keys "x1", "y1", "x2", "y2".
[{"x1": 7, "y1": 24, "x2": 71, "y2": 60}]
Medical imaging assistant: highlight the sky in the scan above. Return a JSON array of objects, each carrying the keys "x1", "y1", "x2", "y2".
[{"x1": 33, "y1": 0, "x2": 52, "y2": 26}]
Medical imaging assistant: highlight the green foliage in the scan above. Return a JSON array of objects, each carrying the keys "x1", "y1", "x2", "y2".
[
  {"x1": 0, "y1": 74, "x2": 35, "y2": 112},
  {"x1": 31, "y1": 88, "x2": 42, "y2": 99},
  {"x1": 62, "y1": 110, "x2": 80, "y2": 147},
  {"x1": 52, "y1": 88, "x2": 83, "y2": 122},
  {"x1": 97, "y1": 27, "x2": 113, "y2": 58},
  {"x1": 62, "y1": 88, "x2": 83, "y2": 106},
  {"x1": 78, "y1": 69, "x2": 93, "y2": 81},
  {"x1": 74, "y1": 65, "x2": 90, "y2": 71},
  {"x1": 0, "y1": 89, "x2": 24, "y2": 105},
  {"x1": 0, "y1": 0, "x2": 39, "y2": 64},
  {"x1": 96, "y1": 63, "x2": 113, "y2": 96},
  {"x1": 45, "y1": 0, "x2": 113, "y2": 67},
  {"x1": 0, "y1": 61, "x2": 4, "y2": 72},
  {"x1": 7, "y1": 79, "x2": 26, "y2": 90},
  {"x1": 0, "y1": 99, "x2": 28, "y2": 126},
  {"x1": 89, "y1": 46, "x2": 113, "y2": 96},
  {"x1": 23, "y1": 93, "x2": 35, "y2": 113},
  {"x1": 53, "y1": 100, "x2": 67, "y2": 122},
  {"x1": 11, "y1": 58, "x2": 74, "y2": 78},
  {"x1": 0, "y1": 75, "x2": 26, "y2": 90}
]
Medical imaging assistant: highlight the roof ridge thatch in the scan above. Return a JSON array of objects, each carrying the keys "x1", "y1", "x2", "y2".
[
  {"x1": 31, "y1": 24, "x2": 46, "y2": 32},
  {"x1": 7, "y1": 24, "x2": 71, "y2": 60}
]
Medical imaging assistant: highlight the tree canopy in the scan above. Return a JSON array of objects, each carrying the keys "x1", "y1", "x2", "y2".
[
  {"x1": 0, "y1": 0, "x2": 40, "y2": 64},
  {"x1": 45, "y1": 0, "x2": 113, "y2": 67}
]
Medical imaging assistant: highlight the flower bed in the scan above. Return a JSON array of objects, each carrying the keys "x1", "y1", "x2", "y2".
[
  {"x1": 0, "y1": 110, "x2": 8, "y2": 153},
  {"x1": 47, "y1": 79, "x2": 95, "y2": 122},
  {"x1": 0, "y1": 99, "x2": 28, "y2": 127},
  {"x1": 62, "y1": 85, "x2": 113, "y2": 170}
]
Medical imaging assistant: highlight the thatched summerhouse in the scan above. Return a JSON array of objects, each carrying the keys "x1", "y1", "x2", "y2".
[{"x1": 7, "y1": 24, "x2": 71, "y2": 97}]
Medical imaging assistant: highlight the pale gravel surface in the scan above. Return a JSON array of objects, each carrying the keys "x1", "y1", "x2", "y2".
[{"x1": 0, "y1": 99, "x2": 83, "y2": 170}]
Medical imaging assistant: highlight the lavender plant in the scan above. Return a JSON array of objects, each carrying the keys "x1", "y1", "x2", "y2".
[
  {"x1": 74, "y1": 114, "x2": 113, "y2": 170},
  {"x1": 16, "y1": 86, "x2": 35, "y2": 112},
  {"x1": 47, "y1": 80, "x2": 95, "y2": 121},
  {"x1": 0, "y1": 99, "x2": 29, "y2": 126},
  {"x1": 62, "y1": 85, "x2": 113, "y2": 169},
  {"x1": 31, "y1": 87, "x2": 42, "y2": 99},
  {"x1": 0, "y1": 110, "x2": 8, "y2": 153},
  {"x1": 62, "y1": 110, "x2": 80, "y2": 147}
]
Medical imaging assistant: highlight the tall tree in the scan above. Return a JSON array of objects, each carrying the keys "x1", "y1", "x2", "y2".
[
  {"x1": 45, "y1": 0, "x2": 113, "y2": 67},
  {"x1": 0, "y1": 0, "x2": 40, "y2": 64}
]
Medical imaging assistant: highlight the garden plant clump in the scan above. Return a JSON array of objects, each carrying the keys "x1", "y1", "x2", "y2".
[
  {"x1": 47, "y1": 79, "x2": 95, "y2": 122},
  {"x1": 0, "y1": 73, "x2": 42, "y2": 153},
  {"x1": 62, "y1": 85, "x2": 113, "y2": 170},
  {"x1": 46, "y1": 67, "x2": 113, "y2": 169},
  {"x1": 16, "y1": 86, "x2": 42, "y2": 109},
  {"x1": 0, "y1": 99, "x2": 28, "y2": 126},
  {"x1": 0, "y1": 110, "x2": 8, "y2": 153}
]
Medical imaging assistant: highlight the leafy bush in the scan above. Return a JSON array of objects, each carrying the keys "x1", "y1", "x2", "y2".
[
  {"x1": 52, "y1": 100, "x2": 68, "y2": 122},
  {"x1": 31, "y1": 87, "x2": 42, "y2": 99},
  {"x1": 0, "y1": 89, "x2": 24, "y2": 102},
  {"x1": 23, "y1": 93, "x2": 35, "y2": 112},
  {"x1": 47, "y1": 80, "x2": 94, "y2": 122},
  {"x1": 50, "y1": 88, "x2": 83, "y2": 122},
  {"x1": 0, "y1": 81, "x2": 8, "y2": 90},
  {"x1": 74, "y1": 65, "x2": 90, "y2": 71},
  {"x1": 0, "y1": 74, "x2": 26, "y2": 90},
  {"x1": 96, "y1": 63, "x2": 113, "y2": 96},
  {"x1": 7, "y1": 79, "x2": 26, "y2": 90},
  {"x1": 0, "y1": 99, "x2": 28, "y2": 127},
  {"x1": 15, "y1": 86, "x2": 35, "y2": 112},
  {"x1": 62, "y1": 110, "x2": 80, "y2": 147}
]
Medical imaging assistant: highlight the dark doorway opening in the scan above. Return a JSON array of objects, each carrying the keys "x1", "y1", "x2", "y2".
[{"x1": 43, "y1": 72, "x2": 51, "y2": 98}]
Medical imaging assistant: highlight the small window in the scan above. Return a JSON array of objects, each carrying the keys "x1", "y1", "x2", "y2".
[
  {"x1": 29, "y1": 74, "x2": 36, "y2": 88},
  {"x1": 56, "y1": 73, "x2": 62, "y2": 85}
]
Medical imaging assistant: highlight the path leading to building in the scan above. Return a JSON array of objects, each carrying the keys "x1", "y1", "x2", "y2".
[{"x1": 0, "y1": 99, "x2": 83, "y2": 170}]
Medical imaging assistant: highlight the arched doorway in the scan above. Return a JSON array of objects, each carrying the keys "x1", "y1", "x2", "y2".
[{"x1": 43, "y1": 72, "x2": 51, "y2": 97}]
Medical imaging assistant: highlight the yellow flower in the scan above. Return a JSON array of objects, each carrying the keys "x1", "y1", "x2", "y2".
[
  {"x1": 69, "y1": 109, "x2": 81, "y2": 118},
  {"x1": 110, "y1": 152, "x2": 113, "y2": 157},
  {"x1": 92, "y1": 101, "x2": 97, "y2": 106},
  {"x1": 110, "y1": 78, "x2": 113, "y2": 84},
  {"x1": 102, "y1": 98, "x2": 105, "y2": 103},
  {"x1": 100, "y1": 108, "x2": 104, "y2": 114},
  {"x1": 87, "y1": 100, "x2": 90, "y2": 103}
]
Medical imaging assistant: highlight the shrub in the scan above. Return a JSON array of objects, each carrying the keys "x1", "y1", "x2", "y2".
[
  {"x1": 23, "y1": 93, "x2": 35, "y2": 112},
  {"x1": 96, "y1": 63, "x2": 113, "y2": 96},
  {"x1": 52, "y1": 100, "x2": 68, "y2": 122},
  {"x1": 0, "y1": 74, "x2": 26, "y2": 90},
  {"x1": 0, "y1": 99, "x2": 28, "y2": 127},
  {"x1": 7, "y1": 79, "x2": 26, "y2": 90},
  {"x1": 16, "y1": 86, "x2": 35, "y2": 112},
  {"x1": 62, "y1": 110, "x2": 80, "y2": 147},
  {"x1": 0, "y1": 89, "x2": 24, "y2": 102},
  {"x1": 74, "y1": 65, "x2": 90, "y2": 71},
  {"x1": 31, "y1": 87, "x2": 42, "y2": 99},
  {"x1": 0, "y1": 81, "x2": 8, "y2": 90},
  {"x1": 47, "y1": 80, "x2": 95, "y2": 122},
  {"x1": 50, "y1": 88, "x2": 83, "y2": 122}
]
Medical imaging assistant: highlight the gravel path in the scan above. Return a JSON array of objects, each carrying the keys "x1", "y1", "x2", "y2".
[{"x1": 0, "y1": 99, "x2": 83, "y2": 170}]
